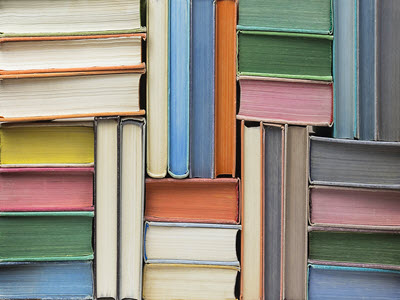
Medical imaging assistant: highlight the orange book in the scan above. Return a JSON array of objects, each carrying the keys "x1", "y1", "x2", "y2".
[
  {"x1": 215, "y1": 0, "x2": 237, "y2": 177},
  {"x1": 145, "y1": 178, "x2": 239, "y2": 224}
]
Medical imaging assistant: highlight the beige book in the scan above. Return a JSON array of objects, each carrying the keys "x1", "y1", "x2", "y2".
[
  {"x1": 146, "y1": 0, "x2": 168, "y2": 178},
  {"x1": 96, "y1": 118, "x2": 118, "y2": 299}
]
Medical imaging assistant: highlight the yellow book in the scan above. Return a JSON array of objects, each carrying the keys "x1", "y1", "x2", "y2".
[{"x1": 0, "y1": 122, "x2": 94, "y2": 166}]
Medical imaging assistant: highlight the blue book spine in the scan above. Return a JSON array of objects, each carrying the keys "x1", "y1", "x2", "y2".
[
  {"x1": 308, "y1": 264, "x2": 400, "y2": 299},
  {"x1": 0, "y1": 261, "x2": 93, "y2": 299},
  {"x1": 190, "y1": 0, "x2": 215, "y2": 178},
  {"x1": 168, "y1": 0, "x2": 191, "y2": 178},
  {"x1": 333, "y1": 0, "x2": 357, "y2": 139}
]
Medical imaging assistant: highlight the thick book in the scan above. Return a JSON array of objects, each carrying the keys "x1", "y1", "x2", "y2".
[
  {"x1": 215, "y1": 0, "x2": 237, "y2": 177},
  {"x1": 0, "y1": 261, "x2": 93, "y2": 299},
  {"x1": 144, "y1": 222, "x2": 240, "y2": 265},
  {"x1": 145, "y1": 178, "x2": 239, "y2": 224},
  {"x1": 333, "y1": 0, "x2": 357, "y2": 139},
  {"x1": 0, "y1": 122, "x2": 94, "y2": 167},
  {"x1": 358, "y1": 0, "x2": 400, "y2": 141},
  {"x1": 309, "y1": 226, "x2": 400, "y2": 270},
  {"x1": 0, "y1": 71, "x2": 145, "y2": 122},
  {"x1": 168, "y1": 0, "x2": 190, "y2": 178},
  {"x1": 238, "y1": 31, "x2": 333, "y2": 81},
  {"x1": 95, "y1": 117, "x2": 118, "y2": 299},
  {"x1": 237, "y1": 0, "x2": 332, "y2": 34},
  {"x1": 119, "y1": 118, "x2": 146, "y2": 300},
  {"x1": 0, "y1": 34, "x2": 145, "y2": 72},
  {"x1": 0, "y1": 167, "x2": 93, "y2": 211},
  {"x1": 146, "y1": 0, "x2": 168, "y2": 178},
  {"x1": 0, "y1": 0, "x2": 143, "y2": 35},
  {"x1": 143, "y1": 264, "x2": 238, "y2": 300},
  {"x1": 190, "y1": 0, "x2": 215, "y2": 178},
  {"x1": 310, "y1": 186, "x2": 400, "y2": 228},
  {"x1": 309, "y1": 136, "x2": 400, "y2": 189},
  {"x1": 308, "y1": 265, "x2": 400, "y2": 300},
  {"x1": 237, "y1": 76, "x2": 333, "y2": 125},
  {"x1": 0, "y1": 211, "x2": 93, "y2": 261}
]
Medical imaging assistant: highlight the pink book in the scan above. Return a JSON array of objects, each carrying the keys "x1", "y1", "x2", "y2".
[
  {"x1": 237, "y1": 76, "x2": 333, "y2": 125},
  {"x1": 0, "y1": 167, "x2": 94, "y2": 211},
  {"x1": 310, "y1": 186, "x2": 400, "y2": 227}
]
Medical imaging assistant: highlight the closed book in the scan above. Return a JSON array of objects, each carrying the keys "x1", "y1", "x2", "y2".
[
  {"x1": 237, "y1": 0, "x2": 332, "y2": 34},
  {"x1": 309, "y1": 226, "x2": 400, "y2": 270},
  {"x1": 309, "y1": 136, "x2": 400, "y2": 189},
  {"x1": 333, "y1": 0, "x2": 357, "y2": 139},
  {"x1": 119, "y1": 118, "x2": 145, "y2": 300},
  {"x1": 145, "y1": 178, "x2": 239, "y2": 224},
  {"x1": 310, "y1": 186, "x2": 400, "y2": 228},
  {"x1": 308, "y1": 264, "x2": 400, "y2": 300},
  {"x1": 146, "y1": 0, "x2": 168, "y2": 178},
  {"x1": 143, "y1": 264, "x2": 238, "y2": 300},
  {"x1": 0, "y1": 122, "x2": 94, "y2": 167},
  {"x1": 0, "y1": 261, "x2": 94, "y2": 299},
  {"x1": 215, "y1": 0, "x2": 237, "y2": 177},
  {"x1": 0, "y1": 167, "x2": 93, "y2": 211},
  {"x1": 144, "y1": 222, "x2": 240, "y2": 266},
  {"x1": 0, "y1": 211, "x2": 94, "y2": 262},
  {"x1": 0, "y1": 34, "x2": 145, "y2": 73},
  {"x1": 190, "y1": 0, "x2": 215, "y2": 178},
  {"x1": 168, "y1": 0, "x2": 190, "y2": 178},
  {"x1": 0, "y1": 71, "x2": 145, "y2": 122},
  {"x1": 0, "y1": 0, "x2": 143, "y2": 35},
  {"x1": 238, "y1": 31, "x2": 333, "y2": 81},
  {"x1": 237, "y1": 76, "x2": 333, "y2": 126}
]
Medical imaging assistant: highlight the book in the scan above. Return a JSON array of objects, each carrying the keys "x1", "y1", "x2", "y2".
[
  {"x1": 145, "y1": 178, "x2": 239, "y2": 224},
  {"x1": 168, "y1": 0, "x2": 190, "y2": 178},
  {"x1": 0, "y1": 71, "x2": 145, "y2": 122},
  {"x1": 119, "y1": 118, "x2": 145, "y2": 300},
  {"x1": 144, "y1": 222, "x2": 240, "y2": 265},
  {"x1": 237, "y1": 76, "x2": 333, "y2": 125},
  {"x1": 358, "y1": 0, "x2": 400, "y2": 141},
  {"x1": 95, "y1": 117, "x2": 118, "y2": 299},
  {"x1": 308, "y1": 265, "x2": 400, "y2": 300},
  {"x1": 0, "y1": 0, "x2": 143, "y2": 35},
  {"x1": 0, "y1": 211, "x2": 93, "y2": 261},
  {"x1": 237, "y1": 0, "x2": 332, "y2": 34},
  {"x1": 309, "y1": 227, "x2": 400, "y2": 270},
  {"x1": 190, "y1": 0, "x2": 215, "y2": 178},
  {"x1": 0, "y1": 167, "x2": 94, "y2": 211},
  {"x1": 310, "y1": 186, "x2": 400, "y2": 228},
  {"x1": 0, "y1": 261, "x2": 93, "y2": 299},
  {"x1": 333, "y1": 0, "x2": 357, "y2": 139},
  {"x1": 237, "y1": 31, "x2": 333, "y2": 80},
  {"x1": 0, "y1": 122, "x2": 94, "y2": 167},
  {"x1": 0, "y1": 34, "x2": 145, "y2": 72},
  {"x1": 146, "y1": 0, "x2": 168, "y2": 178},
  {"x1": 215, "y1": 0, "x2": 237, "y2": 177},
  {"x1": 309, "y1": 136, "x2": 400, "y2": 189},
  {"x1": 143, "y1": 264, "x2": 238, "y2": 300}
]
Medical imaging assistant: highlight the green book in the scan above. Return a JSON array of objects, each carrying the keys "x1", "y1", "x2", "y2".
[
  {"x1": 237, "y1": 31, "x2": 333, "y2": 81},
  {"x1": 0, "y1": 212, "x2": 94, "y2": 262},
  {"x1": 309, "y1": 228, "x2": 400, "y2": 268},
  {"x1": 238, "y1": 0, "x2": 332, "y2": 34}
]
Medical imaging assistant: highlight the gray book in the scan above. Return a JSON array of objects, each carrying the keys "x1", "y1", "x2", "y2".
[{"x1": 310, "y1": 136, "x2": 400, "y2": 189}]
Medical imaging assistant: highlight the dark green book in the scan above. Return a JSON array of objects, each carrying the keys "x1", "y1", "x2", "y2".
[
  {"x1": 0, "y1": 212, "x2": 94, "y2": 262},
  {"x1": 309, "y1": 227, "x2": 400, "y2": 269},
  {"x1": 237, "y1": 31, "x2": 333, "y2": 81},
  {"x1": 238, "y1": 0, "x2": 332, "y2": 34}
]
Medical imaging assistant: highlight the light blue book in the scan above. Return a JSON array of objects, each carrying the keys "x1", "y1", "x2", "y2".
[
  {"x1": 168, "y1": 0, "x2": 191, "y2": 178},
  {"x1": 190, "y1": 0, "x2": 215, "y2": 178},
  {"x1": 0, "y1": 261, "x2": 93, "y2": 299},
  {"x1": 308, "y1": 264, "x2": 400, "y2": 299},
  {"x1": 333, "y1": 0, "x2": 357, "y2": 139}
]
